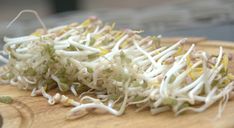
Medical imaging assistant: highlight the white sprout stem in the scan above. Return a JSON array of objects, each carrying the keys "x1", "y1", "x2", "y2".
[
  {"x1": 112, "y1": 35, "x2": 129, "y2": 52},
  {"x1": 55, "y1": 50, "x2": 94, "y2": 57},
  {"x1": 143, "y1": 65, "x2": 167, "y2": 79},
  {"x1": 71, "y1": 103, "x2": 120, "y2": 115},
  {"x1": 101, "y1": 41, "x2": 116, "y2": 49},
  {"x1": 55, "y1": 28, "x2": 76, "y2": 41},
  {"x1": 71, "y1": 85, "x2": 78, "y2": 96},
  {"x1": 22, "y1": 77, "x2": 36, "y2": 84},
  {"x1": 31, "y1": 88, "x2": 38, "y2": 96},
  {"x1": 188, "y1": 82, "x2": 205, "y2": 104},
  {"x1": 80, "y1": 96, "x2": 101, "y2": 103},
  {"x1": 152, "y1": 38, "x2": 187, "y2": 60},
  {"x1": 96, "y1": 26, "x2": 109, "y2": 34},
  {"x1": 11, "y1": 52, "x2": 32, "y2": 59},
  {"x1": 175, "y1": 74, "x2": 204, "y2": 95},
  {"x1": 54, "y1": 43, "x2": 70, "y2": 50},
  {"x1": 51, "y1": 75, "x2": 65, "y2": 91},
  {"x1": 4, "y1": 36, "x2": 39, "y2": 45},
  {"x1": 207, "y1": 64, "x2": 224, "y2": 86},
  {"x1": 205, "y1": 64, "x2": 223, "y2": 94},
  {"x1": 85, "y1": 34, "x2": 91, "y2": 46},
  {"x1": 40, "y1": 87, "x2": 55, "y2": 105},
  {"x1": 68, "y1": 36, "x2": 100, "y2": 53},
  {"x1": 133, "y1": 46, "x2": 167, "y2": 64},
  {"x1": 153, "y1": 98, "x2": 163, "y2": 108},
  {"x1": 178, "y1": 44, "x2": 195, "y2": 64},
  {"x1": 144, "y1": 49, "x2": 176, "y2": 73},
  {"x1": 133, "y1": 40, "x2": 157, "y2": 68},
  {"x1": 6, "y1": 10, "x2": 47, "y2": 31},
  {"x1": 215, "y1": 47, "x2": 223, "y2": 68},
  {"x1": 157, "y1": 50, "x2": 177, "y2": 64},
  {"x1": 123, "y1": 40, "x2": 146, "y2": 52},
  {"x1": 92, "y1": 26, "x2": 100, "y2": 35},
  {"x1": 10, "y1": 78, "x2": 19, "y2": 86},
  {"x1": 149, "y1": 89, "x2": 159, "y2": 100},
  {"x1": 54, "y1": 40, "x2": 70, "y2": 45},
  {"x1": 48, "y1": 25, "x2": 67, "y2": 33},
  {"x1": 216, "y1": 90, "x2": 230, "y2": 119},
  {"x1": 205, "y1": 86, "x2": 218, "y2": 103},
  {"x1": 16, "y1": 46, "x2": 30, "y2": 53}
]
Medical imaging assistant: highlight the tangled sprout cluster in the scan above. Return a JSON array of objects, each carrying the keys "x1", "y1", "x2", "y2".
[{"x1": 1, "y1": 17, "x2": 234, "y2": 119}]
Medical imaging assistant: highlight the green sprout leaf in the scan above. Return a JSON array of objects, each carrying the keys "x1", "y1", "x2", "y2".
[{"x1": 0, "y1": 96, "x2": 13, "y2": 104}]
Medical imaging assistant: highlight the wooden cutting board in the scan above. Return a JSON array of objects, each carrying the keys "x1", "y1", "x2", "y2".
[{"x1": 0, "y1": 38, "x2": 234, "y2": 128}]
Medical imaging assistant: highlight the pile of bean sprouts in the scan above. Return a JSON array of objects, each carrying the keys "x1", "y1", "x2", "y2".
[{"x1": 1, "y1": 16, "x2": 234, "y2": 119}]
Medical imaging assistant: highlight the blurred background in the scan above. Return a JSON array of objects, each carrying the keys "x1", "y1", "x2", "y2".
[{"x1": 0, "y1": 0, "x2": 234, "y2": 46}]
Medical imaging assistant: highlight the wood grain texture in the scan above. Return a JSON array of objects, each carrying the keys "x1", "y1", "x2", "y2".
[{"x1": 0, "y1": 39, "x2": 234, "y2": 128}]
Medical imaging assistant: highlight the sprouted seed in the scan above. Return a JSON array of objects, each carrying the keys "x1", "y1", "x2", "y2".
[{"x1": 0, "y1": 10, "x2": 234, "y2": 119}]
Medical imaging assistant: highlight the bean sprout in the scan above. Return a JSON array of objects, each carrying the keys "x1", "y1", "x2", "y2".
[{"x1": 0, "y1": 15, "x2": 233, "y2": 120}]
